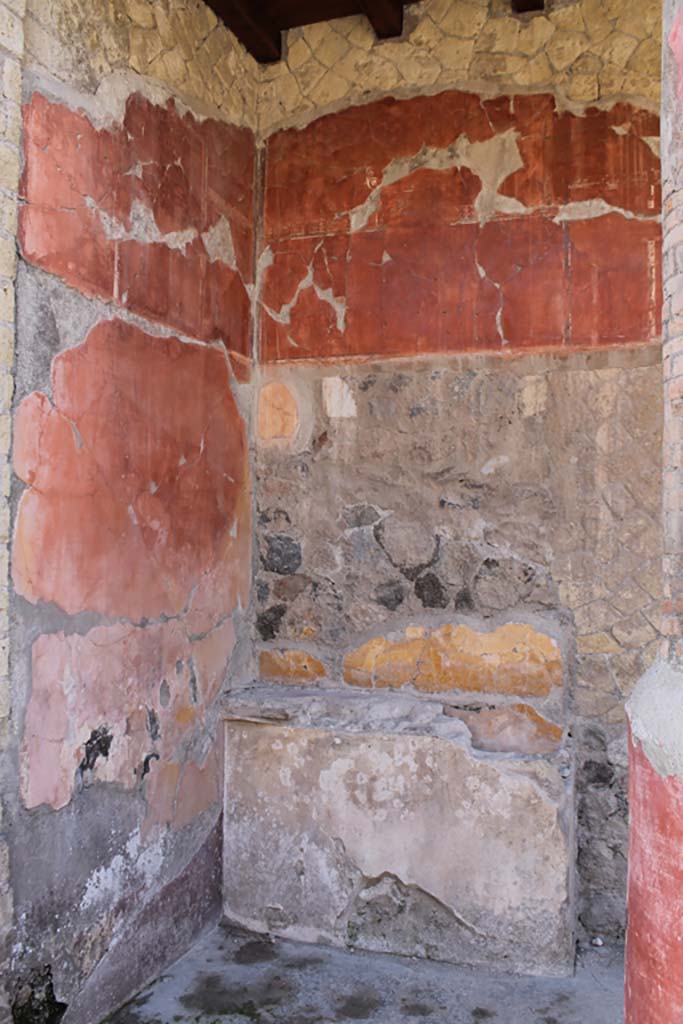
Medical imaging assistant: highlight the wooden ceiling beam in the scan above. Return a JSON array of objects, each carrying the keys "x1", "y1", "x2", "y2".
[
  {"x1": 358, "y1": 0, "x2": 404, "y2": 38},
  {"x1": 510, "y1": 0, "x2": 545, "y2": 11},
  {"x1": 206, "y1": 0, "x2": 282, "y2": 63},
  {"x1": 265, "y1": 1, "x2": 360, "y2": 31}
]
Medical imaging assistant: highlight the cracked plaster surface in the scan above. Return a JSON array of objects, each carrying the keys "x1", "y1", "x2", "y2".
[{"x1": 259, "y1": 90, "x2": 661, "y2": 361}]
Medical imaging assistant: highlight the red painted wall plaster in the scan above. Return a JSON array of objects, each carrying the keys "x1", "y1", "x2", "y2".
[
  {"x1": 261, "y1": 91, "x2": 661, "y2": 361},
  {"x1": 626, "y1": 735, "x2": 683, "y2": 1024}
]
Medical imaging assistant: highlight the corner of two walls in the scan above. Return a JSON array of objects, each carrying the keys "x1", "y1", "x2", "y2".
[
  {"x1": 4, "y1": 2, "x2": 259, "y2": 1021},
  {"x1": 0, "y1": 0, "x2": 23, "y2": 1019},
  {"x1": 0, "y1": 0, "x2": 667, "y2": 1018},
  {"x1": 250, "y1": 0, "x2": 664, "y2": 947}
]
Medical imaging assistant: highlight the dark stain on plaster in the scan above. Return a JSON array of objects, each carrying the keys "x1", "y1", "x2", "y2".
[
  {"x1": 78, "y1": 726, "x2": 113, "y2": 774},
  {"x1": 334, "y1": 988, "x2": 384, "y2": 1020},
  {"x1": 178, "y1": 970, "x2": 294, "y2": 1018},
  {"x1": 139, "y1": 752, "x2": 160, "y2": 780},
  {"x1": 145, "y1": 707, "x2": 160, "y2": 741},
  {"x1": 401, "y1": 999, "x2": 437, "y2": 1017},
  {"x1": 471, "y1": 1010, "x2": 496, "y2": 1021},
  {"x1": 233, "y1": 938, "x2": 279, "y2": 964},
  {"x1": 11, "y1": 965, "x2": 68, "y2": 1024},
  {"x1": 262, "y1": 534, "x2": 303, "y2": 575},
  {"x1": 583, "y1": 760, "x2": 615, "y2": 787},
  {"x1": 187, "y1": 660, "x2": 199, "y2": 705},
  {"x1": 257, "y1": 604, "x2": 287, "y2": 640},
  {"x1": 281, "y1": 954, "x2": 327, "y2": 969}
]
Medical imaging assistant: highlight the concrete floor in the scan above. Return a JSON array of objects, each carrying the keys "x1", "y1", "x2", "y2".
[{"x1": 107, "y1": 923, "x2": 624, "y2": 1024}]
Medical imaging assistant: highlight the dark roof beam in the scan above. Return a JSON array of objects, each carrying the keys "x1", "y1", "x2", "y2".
[
  {"x1": 359, "y1": 0, "x2": 404, "y2": 38},
  {"x1": 206, "y1": 0, "x2": 282, "y2": 63}
]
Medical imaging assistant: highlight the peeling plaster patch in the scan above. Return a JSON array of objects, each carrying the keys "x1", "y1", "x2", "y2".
[
  {"x1": 21, "y1": 90, "x2": 255, "y2": 353},
  {"x1": 261, "y1": 91, "x2": 661, "y2": 362},
  {"x1": 258, "y1": 381, "x2": 299, "y2": 441},
  {"x1": 628, "y1": 660, "x2": 683, "y2": 780},
  {"x1": 518, "y1": 376, "x2": 549, "y2": 418},
  {"x1": 323, "y1": 377, "x2": 356, "y2": 419},
  {"x1": 202, "y1": 216, "x2": 237, "y2": 268},
  {"x1": 26, "y1": 67, "x2": 223, "y2": 130},
  {"x1": 90, "y1": 198, "x2": 198, "y2": 252},
  {"x1": 263, "y1": 257, "x2": 346, "y2": 334},
  {"x1": 346, "y1": 130, "x2": 525, "y2": 232},
  {"x1": 12, "y1": 319, "x2": 249, "y2": 621},
  {"x1": 343, "y1": 622, "x2": 562, "y2": 696},
  {"x1": 480, "y1": 455, "x2": 510, "y2": 476},
  {"x1": 554, "y1": 199, "x2": 661, "y2": 222},
  {"x1": 80, "y1": 830, "x2": 165, "y2": 912},
  {"x1": 643, "y1": 136, "x2": 661, "y2": 158}
]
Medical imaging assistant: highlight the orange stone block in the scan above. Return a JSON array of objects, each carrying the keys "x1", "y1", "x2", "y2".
[
  {"x1": 259, "y1": 649, "x2": 327, "y2": 682},
  {"x1": 343, "y1": 624, "x2": 562, "y2": 697}
]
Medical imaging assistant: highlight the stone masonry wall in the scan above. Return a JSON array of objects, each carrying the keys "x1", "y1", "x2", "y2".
[
  {"x1": 255, "y1": 348, "x2": 662, "y2": 939},
  {"x1": 24, "y1": 0, "x2": 258, "y2": 130},
  {"x1": 257, "y1": 0, "x2": 662, "y2": 137},
  {"x1": 6, "y1": 3, "x2": 258, "y2": 1022},
  {"x1": 0, "y1": 0, "x2": 22, "y2": 1015},
  {"x1": 254, "y1": 71, "x2": 664, "y2": 939}
]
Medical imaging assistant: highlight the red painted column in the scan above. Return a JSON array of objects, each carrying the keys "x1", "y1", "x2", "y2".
[
  {"x1": 625, "y1": 2, "x2": 683, "y2": 1021},
  {"x1": 626, "y1": 696, "x2": 683, "y2": 1021}
]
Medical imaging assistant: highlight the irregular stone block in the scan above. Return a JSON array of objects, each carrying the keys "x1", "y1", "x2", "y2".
[
  {"x1": 342, "y1": 623, "x2": 562, "y2": 697},
  {"x1": 259, "y1": 649, "x2": 326, "y2": 682},
  {"x1": 223, "y1": 712, "x2": 574, "y2": 975}
]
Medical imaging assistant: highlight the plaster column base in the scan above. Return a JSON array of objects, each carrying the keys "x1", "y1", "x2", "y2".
[{"x1": 626, "y1": 660, "x2": 683, "y2": 1023}]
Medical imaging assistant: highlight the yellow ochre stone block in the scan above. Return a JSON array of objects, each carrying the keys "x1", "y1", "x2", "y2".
[
  {"x1": 260, "y1": 649, "x2": 327, "y2": 682},
  {"x1": 343, "y1": 623, "x2": 562, "y2": 696}
]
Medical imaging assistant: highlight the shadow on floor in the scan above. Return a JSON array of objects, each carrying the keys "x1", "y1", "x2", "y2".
[{"x1": 106, "y1": 923, "x2": 624, "y2": 1024}]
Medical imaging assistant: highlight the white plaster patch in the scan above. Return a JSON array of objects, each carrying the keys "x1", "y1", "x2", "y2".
[
  {"x1": 627, "y1": 659, "x2": 683, "y2": 780},
  {"x1": 323, "y1": 377, "x2": 356, "y2": 419},
  {"x1": 480, "y1": 455, "x2": 510, "y2": 476},
  {"x1": 519, "y1": 376, "x2": 549, "y2": 418},
  {"x1": 91, "y1": 198, "x2": 198, "y2": 252},
  {"x1": 81, "y1": 830, "x2": 165, "y2": 912},
  {"x1": 554, "y1": 199, "x2": 660, "y2": 223},
  {"x1": 202, "y1": 216, "x2": 237, "y2": 268}
]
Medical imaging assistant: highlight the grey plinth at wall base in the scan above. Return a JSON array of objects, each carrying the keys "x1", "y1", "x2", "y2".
[{"x1": 222, "y1": 689, "x2": 576, "y2": 977}]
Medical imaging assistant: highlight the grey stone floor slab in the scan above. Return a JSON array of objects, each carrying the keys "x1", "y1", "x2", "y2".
[{"x1": 107, "y1": 923, "x2": 624, "y2": 1024}]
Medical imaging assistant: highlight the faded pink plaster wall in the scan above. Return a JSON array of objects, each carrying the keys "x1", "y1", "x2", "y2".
[
  {"x1": 14, "y1": 320, "x2": 250, "y2": 825},
  {"x1": 8, "y1": 87, "x2": 254, "y2": 1017}
]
